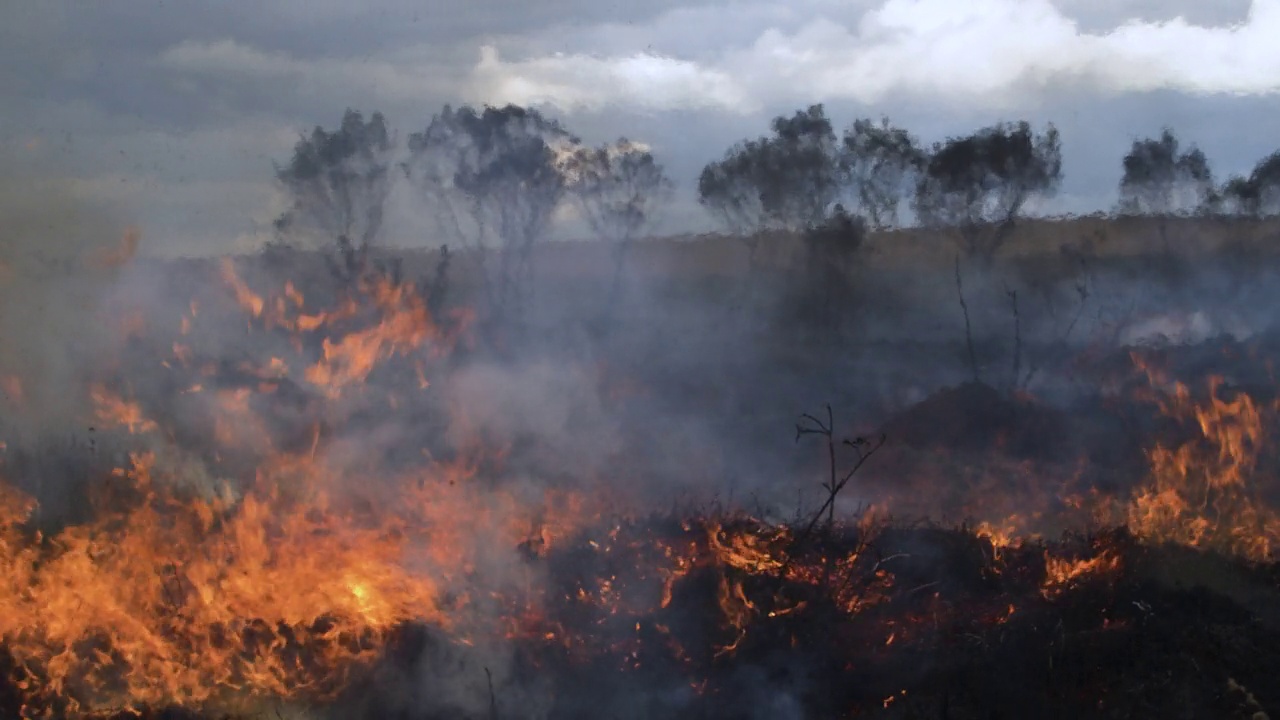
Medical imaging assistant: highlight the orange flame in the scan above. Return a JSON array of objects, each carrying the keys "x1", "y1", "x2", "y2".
[
  {"x1": 91, "y1": 385, "x2": 157, "y2": 435},
  {"x1": 1127, "y1": 372, "x2": 1280, "y2": 561}
]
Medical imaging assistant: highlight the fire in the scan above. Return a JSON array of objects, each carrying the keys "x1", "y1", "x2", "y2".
[
  {"x1": 975, "y1": 520, "x2": 1021, "y2": 561},
  {"x1": 0, "y1": 266, "x2": 490, "y2": 716},
  {"x1": 219, "y1": 259, "x2": 264, "y2": 319},
  {"x1": 91, "y1": 385, "x2": 157, "y2": 435},
  {"x1": 1041, "y1": 549, "x2": 1122, "y2": 599},
  {"x1": 303, "y1": 276, "x2": 449, "y2": 395},
  {"x1": 5, "y1": 253, "x2": 1280, "y2": 717},
  {"x1": 954, "y1": 358, "x2": 1280, "y2": 567},
  {"x1": 0, "y1": 452, "x2": 445, "y2": 716},
  {"x1": 216, "y1": 258, "x2": 468, "y2": 398},
  {"x1": 211, "y1": 388, "x2": 272, "y2": 453},
  {"x1": 1126, "y1": 370, "x2": 1280, "y2": 561}
]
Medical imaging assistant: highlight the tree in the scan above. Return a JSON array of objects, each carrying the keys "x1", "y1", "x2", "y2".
[
  {"x1": 914, "y1": 121, "x2": 1062, "y2": 263},
  {"x1": 793, "y1": 204, "x2": 866, "y2": 337},
  {"x1": 274, "y1": 109, "x2": 393, "y2": 284},
  {"x1": 840, "y1": 117, "x2": 925, "y2": 229},
  {"x1": 1117, "y1": 129, "x2": 1215, "y2": 216},
  {"x1": 403, "y1": 104, "x2": 577, "y2": 332},
  {"x1": 696, "y1": 139, "x2": 767, "y2": 235},
  {"x1": 1220, "y1": 150, "x2": 1280, "y2": 217},
  {"x1": 563, "y1": 138, "x2": 673, "y2": 316},
  {"x1": 698, "y1": 105, "x2": 841, "y2": 261},
  {"x1": 763, "y1": 105, "x2": 843, "y2": 230}
]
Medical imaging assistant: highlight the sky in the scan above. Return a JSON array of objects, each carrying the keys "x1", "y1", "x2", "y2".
[{"x1": 2, "y1": 0, "x2": 1279, "y2": 256}]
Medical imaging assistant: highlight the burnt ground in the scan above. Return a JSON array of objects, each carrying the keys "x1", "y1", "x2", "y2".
[
  {"x1": 6, "y1": 330, "x2": 1280, "y2": 719},
  {"x1": 19, "y1": 522, "x2": 1277, "y2": 720},
  {"x1": 5, "y1": 228, "x2": 1280, "y2": 719}
]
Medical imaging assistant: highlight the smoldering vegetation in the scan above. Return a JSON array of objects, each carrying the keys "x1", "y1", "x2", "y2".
[{"x1": 3, "y1": 104, "x2": 1280, "y2": 720}]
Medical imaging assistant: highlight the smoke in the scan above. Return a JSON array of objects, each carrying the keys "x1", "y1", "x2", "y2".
[
  {"x1": 4, "y1": 138, "x2": 1280, "y2": 718},
  {"x1": 0, "y1": 172, "x2": 137, "y2": 435}
]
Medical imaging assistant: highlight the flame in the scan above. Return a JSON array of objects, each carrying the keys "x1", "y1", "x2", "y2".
[
  {"x1": 1041, "y1": 549, "x2": 1122, "y2": 599},
  {"x1": 1126, "y1": 371, "x2": 1280, "y2": 561},
  {"x1": 303, "y1": 277, "x2": 446, "y2": 396},
  {"x1": 219, "y1": 259, "x2": 264, "y2": 319},
  {"x1": 7, "y1": 257, "x2": 1280, "y2": 717},
  {"x1": 0, "y1": 453, "x2": 444, "y2": 716},
  {"x1": 0, "y1": 268, "x2": 490, "y2": 716},
  {"x1": 975, "y1": 520, "x2": 1021, "y2": 562},
  {"x1": 91, "y1": 386, "x2": 157, "y2": 435}
]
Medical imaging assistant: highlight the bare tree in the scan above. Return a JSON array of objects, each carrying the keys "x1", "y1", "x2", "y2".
[
  {"x1": 274, "y1": 109, "x2": 393, "y2": 284},
  {"x1": 840, "y1": 117, "x2": 925, "y2": 229},
  {"x1": 564, "y1": 138, "x2": 673, "y2": 316},
  {"x1": 914, "y1": 120, "x2": 1062, "y2": 264},
  {"x1": 403, "y1": 104, "x2": 577, "y2": 335}
]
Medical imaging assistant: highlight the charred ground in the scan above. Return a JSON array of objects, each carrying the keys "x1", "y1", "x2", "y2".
[{"x1": 2, "y1": 215, "x2": 1280, "y2": 719}]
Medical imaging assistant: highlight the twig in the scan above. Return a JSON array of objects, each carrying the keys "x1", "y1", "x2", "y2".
[
  {"x1": 789, "y1": 407, "x2": 887, "y2": 588},
  {"x1": 485, "y1": 666, "x2": 498, "y2": 720},
  {"x1": 1022, "y1": 280, "x2": 1088, "y2": 390},
  {"x1": 907, "y1": 580, "x2": 941, "y2": 596},
  {"x1": 955, "y1": 253, "x2": 979, "y2": 383},
  {"x1": 1007, "y1": 286, "x2": 1020, "y2": 396},
  {"x1": 1061, "y1": 281, "x2": 1089, "y2": 341},
  {"x1": 795, "y1": 405, "x2": 837, "y2": 531},
  {"x1": 799, "y1": 434, "x2": 886, "y2": 542}
]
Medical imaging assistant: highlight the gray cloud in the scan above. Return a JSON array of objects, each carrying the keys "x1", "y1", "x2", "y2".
[
  {"x1": 1055, "y1": 0, "x2": 1253, "y2": 32},
  {"x1": 3, "y1": 0, "x2": 1279, "y2": 255}
]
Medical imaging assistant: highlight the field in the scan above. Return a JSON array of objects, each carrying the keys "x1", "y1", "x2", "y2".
[{"x1": 2, "y1": 214, "x2": 1280, "y2": 718}]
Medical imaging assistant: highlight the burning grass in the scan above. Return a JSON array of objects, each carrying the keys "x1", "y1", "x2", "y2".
[{"x1": 1, "y1": 255, "x2": 1280, "y2": 718}]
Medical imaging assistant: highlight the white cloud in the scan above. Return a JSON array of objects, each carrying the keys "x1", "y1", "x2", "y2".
[
  {"x1": 470, "y1": 46, "x2": 752, "y2": 113},
  {"x1": 1100, "y1": 1, "x2": 1280, "y2": 93},
  {"x1": 469, "y1": 0, "x2": 1280, "y2": 113}
]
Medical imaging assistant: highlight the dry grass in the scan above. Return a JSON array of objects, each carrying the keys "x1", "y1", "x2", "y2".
[{"x1": 368, "y1": 215, "x2": 1280, "y2": 289}]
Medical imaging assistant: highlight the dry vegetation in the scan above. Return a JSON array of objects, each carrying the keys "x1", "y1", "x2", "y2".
[
  {"x1": 346, "y1": 214, "x2": 1280, "y2": 292},
  {"x1": 4, "y1": 214, "x2": 1280, "y2": 719}
]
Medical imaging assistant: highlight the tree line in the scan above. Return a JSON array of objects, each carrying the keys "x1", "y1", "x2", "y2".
[
  {"x1": 269, "y1": 103, "x2": 1280, "y2": 338},
  {"x1": 271, "y1": 105, "x2": 672, "y2": 335},
  {"x1": 697, "y1": 106, "x2": 1280, "y2": 263},
  {"x1": 273, "y1": 104, "x2": 1280, "y2": 262}
]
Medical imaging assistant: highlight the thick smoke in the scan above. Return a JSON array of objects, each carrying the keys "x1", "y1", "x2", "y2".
[{"x1": 4, "y1": 125, "x2": 1280, "y2": 720}]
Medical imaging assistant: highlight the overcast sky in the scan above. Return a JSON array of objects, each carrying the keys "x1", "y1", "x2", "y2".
[{"x1": 2, "y1": 0, "x2": 1279, "y2": 256}]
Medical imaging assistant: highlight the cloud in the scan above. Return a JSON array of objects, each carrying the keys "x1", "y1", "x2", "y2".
[
  {"x1": 471, "y1": 0, "x2": 1280, "y2": 114},
  {"x1": 6, "y1": 0, "x2": 1280, "y2": 254},
  {"x1": 1054, "y1": 0, "x2": 1252, "y2": 32},
  {"x1": 470, "y1": 46, "x2": 752, "y2": 113},
  {"x1": 158, "y1": 39, "x2": 464, "y2": 120}
]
